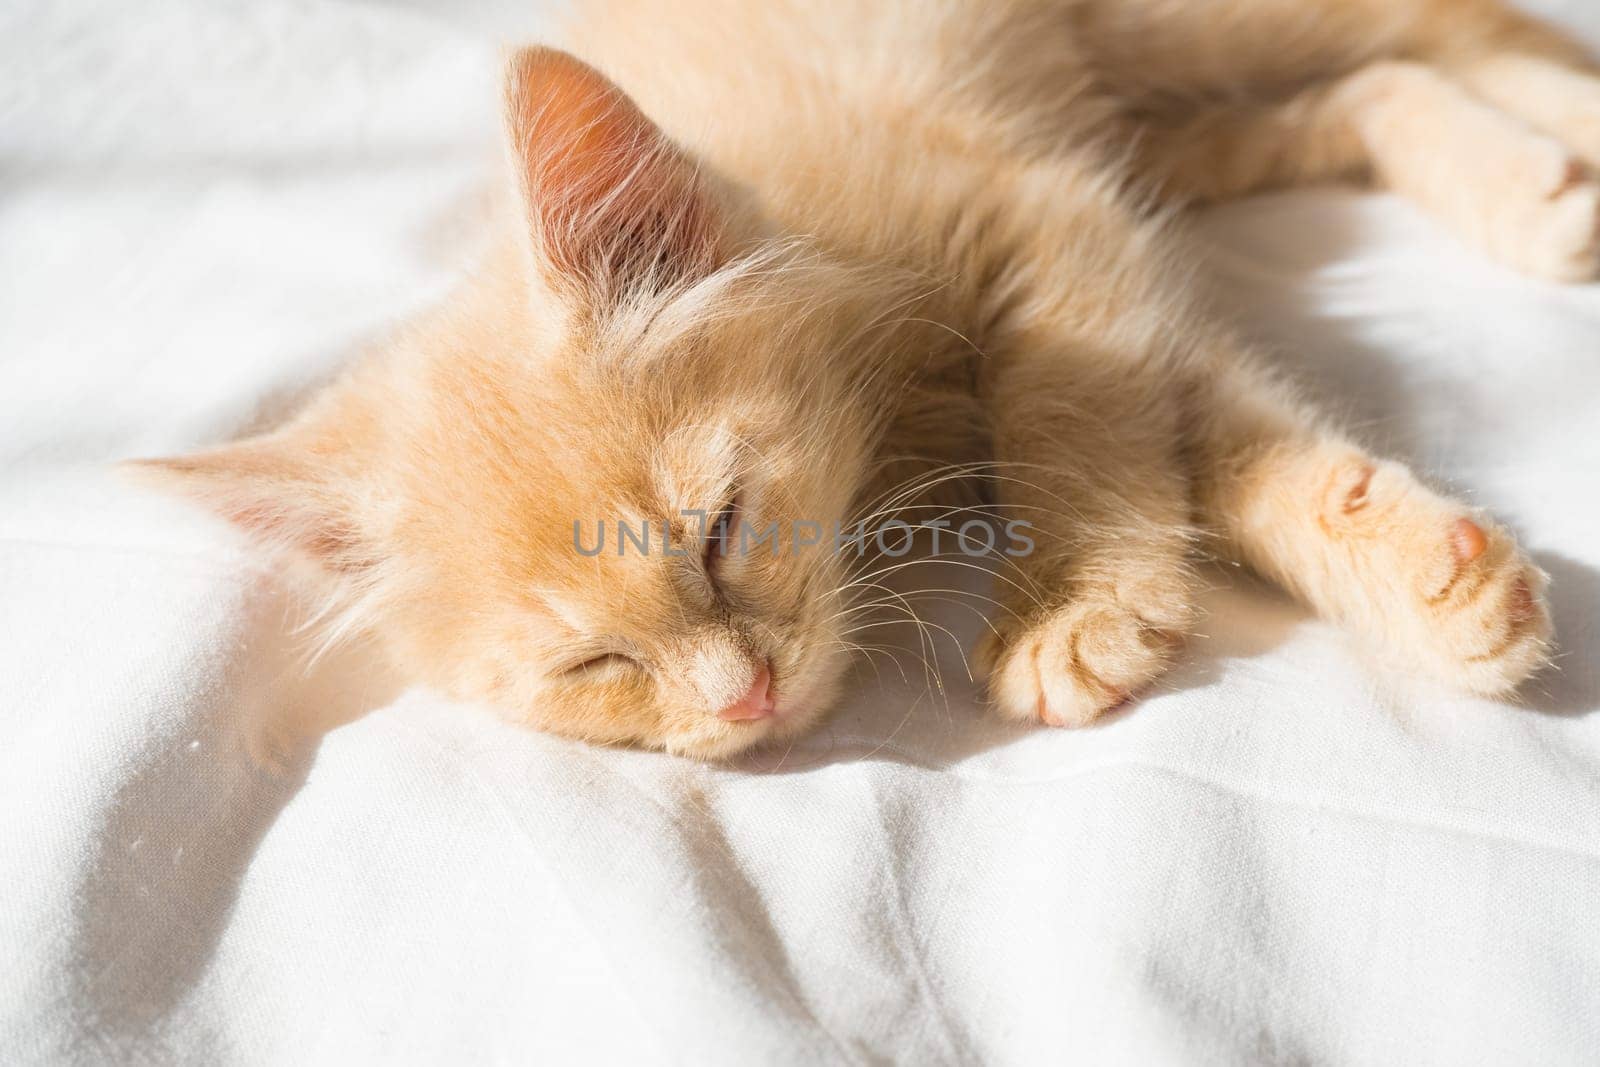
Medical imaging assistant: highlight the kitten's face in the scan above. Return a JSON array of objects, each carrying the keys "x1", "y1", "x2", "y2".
[
  {"x1": 374, "y1": 264, "x2": 881, "y2": 759},
  {"x1": 140, "y1": 48, "x2": 890, "y2": 759}
]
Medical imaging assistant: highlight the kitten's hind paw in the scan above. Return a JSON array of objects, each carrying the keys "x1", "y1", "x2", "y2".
[
  {"x1": 1458, "y1": 139, "x2": 1600, "y2": 282},
  {"x1": 1508, "y1": 169, "x2": 1600, "y2": 283},
  {"x1": 977, "y1": 592, "x2": 1188, "y2": 728}
]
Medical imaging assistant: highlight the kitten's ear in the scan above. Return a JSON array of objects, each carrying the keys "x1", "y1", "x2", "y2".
[
  {"x1": 128, "y1": 438, "x2": 369, "y2": 572},
  {"x1": 502, "y1": 46, "x2": 725, "y2": 298}
]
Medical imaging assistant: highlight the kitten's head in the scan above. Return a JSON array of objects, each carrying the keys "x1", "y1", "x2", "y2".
[{"x1": 136, "y1": 49, "x2": 898, "y2": 759}]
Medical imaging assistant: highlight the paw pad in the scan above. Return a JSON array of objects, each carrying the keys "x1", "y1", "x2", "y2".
[
  {"x1": 1550, "y1": 158, "x2": 1587, "y2": 200},
  {"x1": 1321, "y1": 458, "x2": 1381, "y2": 525},
  {"x1": 1339, "y1": 463, "x2": 1376, "y2": 514},
  {"x1": 1451, "y1": 518, "x2": 1489, "y2": 563}
]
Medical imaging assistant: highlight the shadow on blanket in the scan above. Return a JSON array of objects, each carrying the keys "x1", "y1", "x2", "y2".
[
  {"x1": 66, "y1": 588, "x2": 398, "y2": 1053},
  {"x1": 1529, "y1": 552, "x2": 1600, "y2": 719}
]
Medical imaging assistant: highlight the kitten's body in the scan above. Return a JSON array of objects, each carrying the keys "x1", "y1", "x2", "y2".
[{"x1": 145, "y1": 0, "x2": 1600, "y2": 757}]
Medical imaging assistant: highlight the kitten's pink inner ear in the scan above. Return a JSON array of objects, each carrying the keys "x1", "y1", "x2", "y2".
[
  {"x1": 129, "y1": 446, "x2": 367, "y2": 572},
  {"x1": 503, "y1": 47, "x2": 723, "y2": 294}
]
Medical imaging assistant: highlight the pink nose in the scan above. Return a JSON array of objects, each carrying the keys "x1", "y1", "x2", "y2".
[{"x1": 717, "y1": 666, "x2": 776, "y2": 721}]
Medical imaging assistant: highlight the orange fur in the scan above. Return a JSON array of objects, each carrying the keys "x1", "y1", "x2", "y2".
[{"x1": 136, "y1": 0, "x2": 1589, "y2": 757}]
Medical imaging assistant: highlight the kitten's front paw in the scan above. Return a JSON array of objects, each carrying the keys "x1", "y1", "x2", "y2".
[
  {"x1": 1322, "y1": 459, "x2": 1554, "y2": 695},
  {"x1": 977, "y1": 590, "x2": 1189, "y2": 728},
  {"x1": 1412, "y1": 515, "x2": 1553, "y2": 696}
]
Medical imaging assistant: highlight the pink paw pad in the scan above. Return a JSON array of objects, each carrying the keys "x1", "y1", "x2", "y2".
[
  {"x1": 1451, "y1": 518, "x2": 1489, "y2": 563},
  {"x1": 1551, "y1": 158, "x2": 1587, "y2": 200},
  {"x1": 1340, "y1": 464, "x2": 1377, "y2": 514}
]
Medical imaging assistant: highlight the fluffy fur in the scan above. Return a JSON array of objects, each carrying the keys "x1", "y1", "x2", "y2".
[{"x1": 139, "y1": 0, "x2": 1597, "y2": 758}]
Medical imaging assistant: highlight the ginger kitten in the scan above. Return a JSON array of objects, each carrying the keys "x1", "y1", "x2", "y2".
[{"x1": 140, "y1": 0, "x2": 1598, "y2": 759}]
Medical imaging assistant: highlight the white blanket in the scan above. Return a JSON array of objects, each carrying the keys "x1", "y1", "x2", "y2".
[{"x1": 3, "y1": 1, "x2": 1598, "y2": 1063}]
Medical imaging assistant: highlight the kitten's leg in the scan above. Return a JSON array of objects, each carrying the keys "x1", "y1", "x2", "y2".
[
  {"x1": 1186, "y1": 348, "x2": 1553, "y2": 696},
  {"x1": 974, "y1": 353, "x2": 1199, "y2": 728},
  {"x1": 1142, "y1": 60, "x2": 1600, "y2": 281}
]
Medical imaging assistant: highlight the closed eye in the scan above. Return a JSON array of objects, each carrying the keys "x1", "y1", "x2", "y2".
[
  {"x1": 704, "y1": 491, "x2": 741, "y2": 579},
  {"x1": 562, "y1": 652, "x2": 637, "y2": 678}
]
